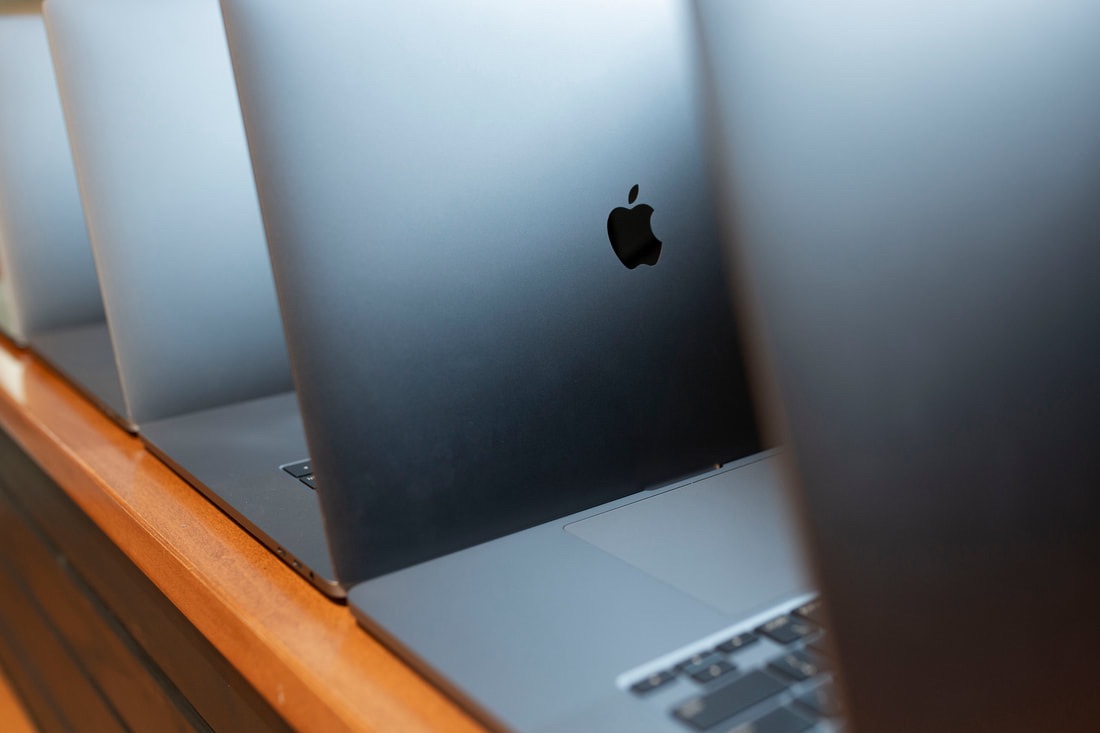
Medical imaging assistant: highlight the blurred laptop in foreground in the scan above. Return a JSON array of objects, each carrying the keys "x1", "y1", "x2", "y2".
[{"x1": 696, "y1": 1, "x2": 1100, "y2": 731}]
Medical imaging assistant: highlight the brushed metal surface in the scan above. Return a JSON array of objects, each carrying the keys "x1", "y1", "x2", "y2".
[
  {"x1": 697, "y1": 1, "x2": 1100, "y2": 731},
  {"x1": 42, "y1": 0, "x2": 332, "y2": 593},
  {"x1": 44, "y1": 0, "x2": 292, "y2": 425},
  {"x1": 140, "y1": 391, "x2": 341, "y2": 596},
  {"x1": 223, "y1": 0, "x2": 761, "y2": 583},
  {"x1": 565, "y1": 454, "x2": 808, "y2": 617},
  {"x1": 353, "y1": 453, "x2": 808, "y2": 732},
  {"x1": 30, "y1": 322, "x2": 131, "y2": 431},
  {"x1": 0, "y1": 10, "x2": 104, "y2": 343}
]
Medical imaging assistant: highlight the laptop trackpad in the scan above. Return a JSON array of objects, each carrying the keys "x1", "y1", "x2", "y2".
[{"x1": 564, "y1": 455, "x2": 811, "y2": 616}]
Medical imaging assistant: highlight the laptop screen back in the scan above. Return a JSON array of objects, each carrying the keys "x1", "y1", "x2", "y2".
[
  {"x1": 222, "y1": 0, "x2": 761, "y2": 584},
  {"x1": 696, "y1": 1, "x2": 1100, "y2": 730},
  {"x1": 43, "y1": 0, "x2": 291, "y2": 424},
  {"x1": 0, "y1": 7, "x2": 103, "y2": 342}
]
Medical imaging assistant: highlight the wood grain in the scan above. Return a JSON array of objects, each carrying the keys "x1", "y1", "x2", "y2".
[
  {"x1": 0, "y1": 660, "x2": 37, "y2": 733},
  {"x1": 0, "y1": 341, "x2": 485, "y2": 733}
]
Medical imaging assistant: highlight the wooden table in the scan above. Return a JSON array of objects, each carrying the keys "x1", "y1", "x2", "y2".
[{"x1": 0, "y1": 337, "x2": 485, "y2": 733}]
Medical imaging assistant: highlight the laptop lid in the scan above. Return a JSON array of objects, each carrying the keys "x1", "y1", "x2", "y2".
[
  {"x1": 696, "y1": 1, "x2": 1100, "y2": 730},
  {"x1": 0, "y1": 2, "x2": 104, "y2": 345},
  {"x1": 43, "y1": 0, "x2": 291, "y2": 425},
  {"x1": 221, "y1": 0, "x2": 761, "y2": 584}
]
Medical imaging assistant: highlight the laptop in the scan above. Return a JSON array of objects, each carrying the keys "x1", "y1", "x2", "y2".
[
  {"x1": 43, "y1": 0, "x2": 342, "y2": 597},
  {"x1": 0, "y1": 1, "x2": 129, "y2": 429},
  {"x1": 695, "y1": 1, "x2": 1100, "y2": 731},
  {"x1": 222, "y1": 1, "x2": 834, "y2": 730}
]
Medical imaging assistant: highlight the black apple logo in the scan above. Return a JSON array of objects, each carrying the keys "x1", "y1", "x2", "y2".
[{"x1": 607, "y1": 184, "x2": 662, "y2": 269}]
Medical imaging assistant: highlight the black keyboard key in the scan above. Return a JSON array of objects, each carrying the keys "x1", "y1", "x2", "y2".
[
  {"x1": 630, "y1": 670, "x2": 675, "y2": 695},
  {"x1": 300, "y1": 475, "x2": 317, "y2": 490},
  {"x1": 727, "y1": 706, "x2": 814, "y2": 733},
  {"x1": 716, "y1": 632, "x2": 759, "y2": 654},
  {"x1": 676, "y1": 652, "x2": 726, "y2": 675},
  {"x1": 767, "y1": 650, "x2": 825, "y2": 682},
  {"x1": 283, "y1": 460, "x2": 312, "y2": 478},
  {"x1": 690, "y1": 659, "x2": 737, "y2": 684},
  {"x1": 794, "y1": 680, "x2": 841, "y2": 718},
  {"x1": 672, "y1": 670, "x2": 788, "y2": 730},
  {"x1": 757, "y1": 615, "x2": 816, "y2": 645},
  {"x1": 791, "y1": 598, "x2": 826, "y2": 626}
]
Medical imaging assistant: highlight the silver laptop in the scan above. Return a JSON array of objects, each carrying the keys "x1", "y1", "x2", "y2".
[
  {"x1": 43, "y1": 0, "x2": 341, "y2": 596},
  {"x1": 696, "y1": 1, "x2": 1100, "y2": 731},
  {"x1": 222, "y1": 1, "x2": 826, "y2": 731},
  {"x1": 0, "y1": 1, "x2": 128, "y2": 428}
]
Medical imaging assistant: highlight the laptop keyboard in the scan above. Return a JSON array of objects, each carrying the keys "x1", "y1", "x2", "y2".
[
  {"x1": 628, "y1": 598, "x2": 844, "y2": 732},
  {"x1": 281, "y1": 459, "x2": 317, "y2": 490}
]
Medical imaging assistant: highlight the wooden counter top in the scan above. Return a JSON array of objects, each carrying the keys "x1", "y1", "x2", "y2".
[{"x1": 0, "y1": 337, "x2": 484, "y2": 733}]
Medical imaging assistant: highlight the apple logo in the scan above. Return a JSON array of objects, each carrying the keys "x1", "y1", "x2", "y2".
[{"x1": 607, "y1": 184, "x2": 662, "y2": 269}]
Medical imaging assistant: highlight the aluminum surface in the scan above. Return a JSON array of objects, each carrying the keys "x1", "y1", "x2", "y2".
[
  {"x1": 0, "y1": 9, "x2": 104, "y2": 343},
  {"x1": 696, "y1": 1, "x2": 1100, "y2": 730},
  {"x1": 44, "y1": 0, "x2": 291, "y2": 425},
  {"x1": 223, "y1": 0, "x2": 761, "y2": 583}
]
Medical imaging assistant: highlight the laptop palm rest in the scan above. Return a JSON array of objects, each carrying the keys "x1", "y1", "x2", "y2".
[
  {"x1": 564, "y1": 455, "x2": 810, "y2": 616},
  {"x1": 349, "y1": 454, "x2": 810, "y2": 732}
]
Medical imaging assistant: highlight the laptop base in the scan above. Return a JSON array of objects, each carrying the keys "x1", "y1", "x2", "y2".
[
  {"x1": 30, "y1": 321, "x2": 133, "y2": 432},
  {"x1": 141, "y1": 391, "x2": 343, "y2": 598}
]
